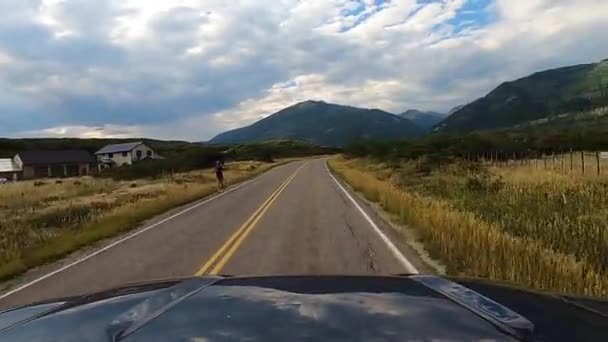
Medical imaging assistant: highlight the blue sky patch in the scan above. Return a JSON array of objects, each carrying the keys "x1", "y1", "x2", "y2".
[
  {"x1": 339, "y1": 0, "x2": 389, "y2": 32},
  {"x1": 447, "y1": 0, "x2": 495, "y2": 33}
]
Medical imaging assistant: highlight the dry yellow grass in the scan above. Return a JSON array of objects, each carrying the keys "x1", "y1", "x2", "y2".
[
  {"x1": 329, "y1": 156, "x2": 608, "y2": 297},
  {"x1": 0, "y1": 160, "x2": 288, "y2": 281},
  {"x1": 493, "y1": 152, "x2": 608, "y2": 179}
]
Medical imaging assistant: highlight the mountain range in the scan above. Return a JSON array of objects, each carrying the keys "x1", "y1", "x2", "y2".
[
  {"x1": 210, "y1": 59, "x2": 608, "y2": 146},
  {"x1": 210, "y1": 101, "x2": 423, "y2": 147},
  {"x1": 436, "y1": 59, "x2": 608, "y2": 133},
  {"x1": 398, "y1": 110, "x2": 445, "y2": 130}
]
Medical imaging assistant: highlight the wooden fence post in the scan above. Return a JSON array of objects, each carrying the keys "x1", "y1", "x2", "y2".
[
  {"x1": 570, "y1": 149, "x2": 573, "y2": 173},
  {"x1": 596, "y1": 151, "x2": 601, "y2": 176},
  {"x1": 581, "y1": 151, "x2": 585, "y2": 175}
]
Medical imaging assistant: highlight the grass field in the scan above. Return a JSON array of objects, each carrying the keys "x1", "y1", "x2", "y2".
[
  {"x1": 329, "y1": 156, "x2": 608, "y2": 296},
  {"x1": 0, "y1": 160, "x2": 287, "y2": 282}
]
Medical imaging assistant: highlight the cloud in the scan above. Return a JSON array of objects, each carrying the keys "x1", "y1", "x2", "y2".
[{"x1": 1, "y1": 0, "x2": 608, "y2": 141}]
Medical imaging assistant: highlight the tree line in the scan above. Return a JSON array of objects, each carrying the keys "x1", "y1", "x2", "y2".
[{"x1": 345, "y1": 126, "x2": 608, "y2": 161}]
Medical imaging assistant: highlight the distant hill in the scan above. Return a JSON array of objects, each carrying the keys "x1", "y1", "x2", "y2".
[
  {"x1": 398, "y1": 110, "x2": 445, "y2": 130},
  {"x1": 209, "y1": 100, "x2": 422, "y2": 146},
  {"x1": 436, "y1": 59, "x2": 608, "y2": 133}
]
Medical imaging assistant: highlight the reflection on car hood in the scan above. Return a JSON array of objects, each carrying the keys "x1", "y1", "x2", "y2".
[{"x1": 0, "y1": 275, "x2": 607, "y2": 341}]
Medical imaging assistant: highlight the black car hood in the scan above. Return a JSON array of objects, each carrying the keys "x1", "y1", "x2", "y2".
[{"x1": 0, "y1": 275, "x2": 607, "y2": 341}]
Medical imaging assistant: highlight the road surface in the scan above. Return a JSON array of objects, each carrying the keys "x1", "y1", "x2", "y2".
[{"x1": 0, "y1": 158, "x2": 428, "y2": 309}]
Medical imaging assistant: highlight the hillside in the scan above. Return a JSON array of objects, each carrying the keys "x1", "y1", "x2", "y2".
[
  {"x1": 209, "y1": 100, "x2": 422, "y2": 146},
  {"x1": 398, "y1": 110, "x2": 445, "y2": 130},
  {"x1": 436, "y1": 59, "x2": 608, "y2": 133}
]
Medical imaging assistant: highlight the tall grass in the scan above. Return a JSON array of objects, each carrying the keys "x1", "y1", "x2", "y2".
[
  {"x1": 329, "y1": 156, "x2": 608, "y2": 296},
  {"x1": 0, "y1": 160, "x2": 287, "y2": 282}
]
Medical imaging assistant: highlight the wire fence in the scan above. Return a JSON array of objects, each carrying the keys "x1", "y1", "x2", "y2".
[{"x1": 467, "y1": 150, "x2": 608, "y2": 176}]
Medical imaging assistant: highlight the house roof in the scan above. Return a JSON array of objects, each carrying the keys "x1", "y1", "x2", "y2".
[
  {"x1": 0, "y1": 158, "x2": 21, "y2": 172},
  {"x1": 17, "y1": 150, "x2": 93, "y2": 165},
  {"x1": 95, "y1": 142, "x2": 143, "y2": 154}
]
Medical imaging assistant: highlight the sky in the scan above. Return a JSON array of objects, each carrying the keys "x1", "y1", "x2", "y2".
[{"x1": 1, "y1": 0, "x2": 607, "y2": 141}]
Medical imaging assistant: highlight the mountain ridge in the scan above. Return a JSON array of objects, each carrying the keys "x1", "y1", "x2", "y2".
[
  {"x1": 209, "y1": 100, "x2": 422, "y2": 147},
  {"x1": 436, "y1": 59, "x2": 608, "y2": 133},
  {"x1": 398, "y1": 110, "x2": 445, "y2": 130}
]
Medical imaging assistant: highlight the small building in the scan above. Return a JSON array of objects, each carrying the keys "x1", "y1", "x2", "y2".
[
  {"x1": 0, "y1": 158, "x2": 22, "y2": 181},
  {"x1": 95, "y1": 142, "x2": 160, "y2": 169},
  {"x1": 14, "y1": 150, "x2": 93, "y2": 179}
]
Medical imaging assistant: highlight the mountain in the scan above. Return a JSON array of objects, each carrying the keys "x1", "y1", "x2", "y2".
[
  {"x1": 447, "y1": 105, "x2": 465, "y2": 116},
  {"x1": 398, "y1": 110, "x2": 445, "y2": 130},
  {"x1": 209, "y1": 101, "x2": 422, "y2": 146},
  {"x1": 436, "y1": 59, "x2": 608, "y2": 133}
]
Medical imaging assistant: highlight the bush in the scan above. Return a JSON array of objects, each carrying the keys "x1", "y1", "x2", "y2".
[
  {"x1": 256, "y1": 152, "x2": 274, "y2": 163},
  {"x1": 415, "y1": 154, "x2": 451, "y2": 174},
  {"x1": 464, "y1": 175, "x2": 504, "y2": 194}
]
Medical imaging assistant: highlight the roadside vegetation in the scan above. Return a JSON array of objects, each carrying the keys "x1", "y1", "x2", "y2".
[
  {"x1": 0, "y1": 160, "x2": 288, "y2": 282},
  {"x1": 99, "y1": 140, "x2": 337, "y2": 181},
  {"x1": 329, "y1": 155, "x2": 608, "y2": 297}
]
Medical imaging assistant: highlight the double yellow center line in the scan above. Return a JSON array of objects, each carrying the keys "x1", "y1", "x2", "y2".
[{"x1": 194, "y1": 163, "x2": 306, "y2": 276}]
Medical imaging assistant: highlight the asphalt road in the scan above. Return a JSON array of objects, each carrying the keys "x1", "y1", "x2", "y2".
[{"x1": 0, "y1": 158, "x2": 427, "y2": 310}]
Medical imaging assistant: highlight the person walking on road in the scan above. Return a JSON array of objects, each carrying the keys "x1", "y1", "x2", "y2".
[{"x1": 214, "y1": 160, "x2": 225, "y2": 191}]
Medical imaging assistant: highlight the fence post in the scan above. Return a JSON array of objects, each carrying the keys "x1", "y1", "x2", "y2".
[
  {"x1": 581, "y1": 151, "x2": 585, "y2": 175},
  {"x1": 570, "y1": 149, "x2": 573, "y2": 173},
  {"x1": 596, "y1": 151, "x2": 601, "y2": 176}
]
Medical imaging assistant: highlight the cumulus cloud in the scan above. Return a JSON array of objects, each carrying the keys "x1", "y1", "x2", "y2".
[{"x1": 1, "y1": 0, "x2": 607, "y2": 141}]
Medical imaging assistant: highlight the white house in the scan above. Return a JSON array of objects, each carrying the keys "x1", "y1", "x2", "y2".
[
  {"x1": 0, "y1": 158, "x2": 22, "y2": 181},
  {"x1": 95, "y1": 142, "x2": 161, "y2": 169}
]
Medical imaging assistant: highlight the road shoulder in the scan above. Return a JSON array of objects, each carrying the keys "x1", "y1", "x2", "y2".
[{"x1": 326, "y1": 160, "x2": 445, "y2": 275}]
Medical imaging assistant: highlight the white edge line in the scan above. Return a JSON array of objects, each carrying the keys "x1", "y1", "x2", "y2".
[
  {"x1": 325, "y1": 161, "x2": 419, "y2": 274},
  {"x1": 0, "y1": 163, "x2": 292, "y2": 301}
]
